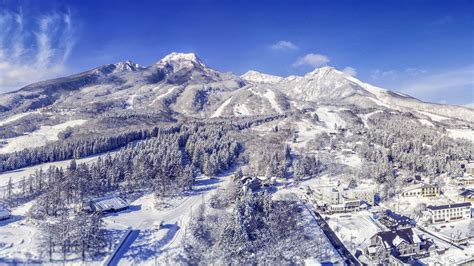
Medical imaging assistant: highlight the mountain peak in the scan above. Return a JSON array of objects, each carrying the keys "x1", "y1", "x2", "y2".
[
  {"x1": 157, "y1": 52, "x2": 205, "y2": 69},
  {"x1": 305, "y1": 66, "x2": 343, "y2": 77},
  {"x1": 92, "y1": 60, "x2": 142, "y2": 76},
  {"x1": 241, "y1": 70, "x2": 283, "y2": 84},
  {"x1": 114, "y1": 60, "x2": 143, "y2": 72}
]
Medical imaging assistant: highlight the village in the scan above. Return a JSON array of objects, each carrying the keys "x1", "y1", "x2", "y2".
[{"x1": 296, "y1": 161, "x2": 474, "y2": 265}]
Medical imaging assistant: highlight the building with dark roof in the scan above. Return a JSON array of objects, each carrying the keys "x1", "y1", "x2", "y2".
[
  {"x1": 366, "y1": 228, "x2": 422, "y2": 263},
  {"x1": 380, "y1": 210, "x2": 416, "y2": 229},
  {"x1": 459, "y1": 189, "x2": 474, "y2": 202},
  {"x1": 426, "y1": 202, "x2": 471, "y2": 224}
]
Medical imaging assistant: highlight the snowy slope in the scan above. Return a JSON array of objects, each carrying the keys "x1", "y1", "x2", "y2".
[{"x1": 241, "y1": 70, "x2": 283, "y2": 84}]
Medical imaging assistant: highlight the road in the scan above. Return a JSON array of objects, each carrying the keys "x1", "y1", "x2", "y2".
[
  {"x1": 103, "y1": 229, "x2": 140, "y2": 266},
  {"x1": 416, "y1": 225, "x2": 464, "y2": 250}
]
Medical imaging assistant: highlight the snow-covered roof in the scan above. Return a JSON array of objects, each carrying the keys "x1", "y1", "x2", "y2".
[
  {"x1": 459, "y1": 189, "x2": 474, "y2": 199},
  {"x1": 90, "y1": 196, "x2": 128, "y2": 212},
  {"x1": 376, "y1": 228, "x2": 420, "y2": 250}
]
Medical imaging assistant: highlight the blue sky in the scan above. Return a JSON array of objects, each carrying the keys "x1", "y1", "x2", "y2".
[{"x1": 0, "y1": 0, "x2": 473, "y2": 106}]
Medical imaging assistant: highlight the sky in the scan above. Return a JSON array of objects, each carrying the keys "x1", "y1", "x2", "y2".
[{"x1": 0, "y1": 0, "x2": 473, "y2": 106}]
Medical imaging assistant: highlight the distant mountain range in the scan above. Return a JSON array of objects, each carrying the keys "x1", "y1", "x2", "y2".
[{"x1": 1, "y1": 52, "x2": 473, "y2": 122}]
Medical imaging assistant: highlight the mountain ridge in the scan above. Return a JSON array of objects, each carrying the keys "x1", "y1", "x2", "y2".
[{"x1": 0, "y1": 52, "x2": 473, "y2": 122}]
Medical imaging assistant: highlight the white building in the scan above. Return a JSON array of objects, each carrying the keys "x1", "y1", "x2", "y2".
[
  {"x1": 401, "y1": 183, "x2": 440, "y2": 198},
  {"x1": 314, "y1": 184, "x2": 374, "y2": 213},
  {"x1": 426, "y1": 202, "x2": 471, "y2": 224}
]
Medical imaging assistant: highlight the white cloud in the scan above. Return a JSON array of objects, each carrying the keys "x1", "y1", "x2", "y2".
[
  {"x1": 0, "y1": 10, "x2": 75, "y2": 92},
  {"x1": 292, "y1": 53, "x2": 330, "y2": 68},
  {"x1": 342, "y1": 66, "x2": 356, "y2": 77},
  {"x1": 269, "y1": 40, "x2": 298, "y2": 51}
]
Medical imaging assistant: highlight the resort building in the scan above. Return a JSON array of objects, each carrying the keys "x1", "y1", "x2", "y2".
[{"x1": 426, "y1": 202, "x2": 471, "y2": 224}]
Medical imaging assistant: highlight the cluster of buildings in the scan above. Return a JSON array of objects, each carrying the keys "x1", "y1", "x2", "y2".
[{"x1": 313, "y1": 182, "x2": 375, "y2": 214}]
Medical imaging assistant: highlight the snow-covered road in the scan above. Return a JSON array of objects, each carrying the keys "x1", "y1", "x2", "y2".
[{"x1": 103, "y1": 174, "x2": 231, "y2": 265}]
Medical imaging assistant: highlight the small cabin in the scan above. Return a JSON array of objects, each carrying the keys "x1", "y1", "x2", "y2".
[{"x1": 89, "y1": 196, "x2": 129, "y2": 213}]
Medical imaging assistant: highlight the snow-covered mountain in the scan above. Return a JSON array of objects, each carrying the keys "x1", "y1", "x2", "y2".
[
  {"x1": 241, "y1": 70, "x2": 283, "y2": 84},
  {"x1": 0, "y1": 52, "x2": 473, "y2": 122}
]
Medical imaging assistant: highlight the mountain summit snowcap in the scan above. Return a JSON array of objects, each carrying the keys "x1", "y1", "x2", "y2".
[
  {"x1": 305, "y1": 66, "x2": 344, "y2": 77},
  {"x1": 114, "y1": 60, "x2": 143, "y2": 72},
  {"x1": 156, "y1": 52, "x2": 206, "y2": 70}
]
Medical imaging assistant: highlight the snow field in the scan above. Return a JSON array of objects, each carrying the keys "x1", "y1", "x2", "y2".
[{"x1": 0, "y1": 119, "x2": 87, "y2": 154}]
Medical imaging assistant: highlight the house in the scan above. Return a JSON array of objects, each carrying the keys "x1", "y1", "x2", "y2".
[
  {"x1": 426, "y1": 202, "x2": 471, "y2": 224},
  {"x1": 241, "y1": 176, "x2": 263, "y2": 192},
  {"x1": 89, "y1": 196, "x2": 129, "y2": 213},
  {"x1": 459, "y1": 189, "x2": 474, "y2": 202},
  {"x1": 380, "y1": 210, "x2": 416, "y2": 229},
  {"x1": 366, "y1": 228, "x2": 422, "y2": 263},
  {"x1": 401, "y1": 183, "x2": 440, "y2": 198},
  {"x1": 0, "y1": 209, "x2": 11, "y2": 221}
]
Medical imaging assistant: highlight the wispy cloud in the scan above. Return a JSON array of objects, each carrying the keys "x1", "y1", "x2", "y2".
[
  {"x1": 400, "y1": 65, "x2": 474, "y2": 95},
  {"x1": 269, "y1": 40, "x2": 298, "y2": 51},
  {"x1": 370, "y1": 69, "x2": 397, "y2": 80},
  {"x1": 292, "y1": 53, "x2": 329, "y2": 68},
  {"x1": 405, "y1": 67, "x2": 427, "y2": 76},
  {"x1": 342, "y1": 66, "x2": 356, "y2": 77},
  {"x1": 0, "y1": 10, "x2": 75, "y2": 91}
]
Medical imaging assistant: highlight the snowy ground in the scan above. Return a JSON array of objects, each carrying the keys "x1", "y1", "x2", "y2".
[
  {"x1": 417, "y1": 111, "x2": 449, "y2": 122},
  {"x1": 315, "y1": 107, "x2": 346, "y2": 130},
  {"x1": 0, "y1": 119, "x2": 87, "y2": 154},
  {"x1": 102, "y1": 174, "x2": 232, "y2": 265},
  {"x1": 211, "y1": 97, "x2": 232, "y2": 118},
  {"x1": 426, "y1": 219, "x2": 473, "y2": 243},
  {"x1": 0, "y1": 111, "x2": 38, "y2": 127},
  {"x1": 0, "y1": 201, "x2": 40, "y2": 264},
  {"x1": 326, "y1": 211, "x2": 382, "y2": 253},
  {"x1": 446, "y1": 128, "x2": 474, "y2": 143}
]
